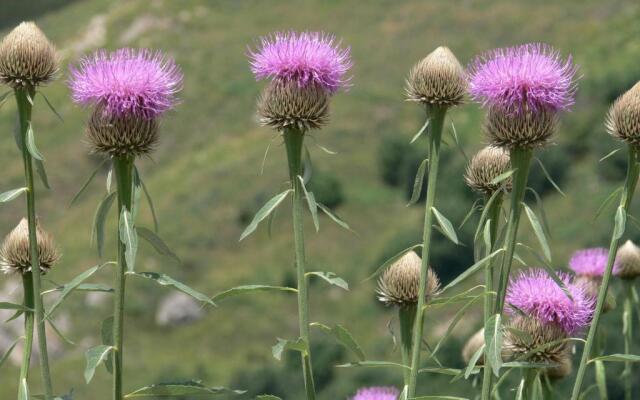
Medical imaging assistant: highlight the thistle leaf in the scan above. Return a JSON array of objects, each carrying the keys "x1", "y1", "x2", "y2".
[
  {"x1": 124, "y1": 381, "x2": 245, "y2": 397},
  {"x1": 306, "y1": 271, "x2": 348, "y2": 290},
  {"x1": 211, "y1": 285, "x2": 296, "y2": 303},
  {"x1": 92, "y1": 192, "x2": 117, "y2": 257},
  {"x1": 119, "y1": 208, "x2": 138, "y2": 272},
  {"x1": 432, "y1": 207, "x2": 459, "y2": 244},
  {"x1": 485, "y1": 314, "x2": 503, "y2": 376},
  {"x1": 137, "y1": 227, "x2": 180, "y2": 264},
  {"x1": 272, "y1": 338, "x2": 308, "y2": 361},
  {"x1": 408, "y1": 158, "x2": 428, "y2": 206},
  {"x1": 130, "y1": 272, "x2": 215, "y2": 307},
  {"x1": 311, "y1": 323, "x2": 365, "y2": 361},
  {"x1": 240, "y1": 189, "x2": 292, "y2": 241},
  {"x1": 523, "y1": 203, "x2": 551, "y2": 262},
  {"x1": 298, "y1": 176, "x2": 319, "y2": 231},
  {"x1": 84, "y1": 345, "x2": 113, "y2": 383},
  {"x1": 26, "y1": 123, "x2": 44, "y2": 161},
  {"x1": 0, "y1": 187, "x2": 27, "y2": 203}
]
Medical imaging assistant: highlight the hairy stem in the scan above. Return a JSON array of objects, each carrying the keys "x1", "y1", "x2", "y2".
[
  {"x1": 283, "y1": 128, "x2": 316, "y2": 400},
  {"x1": 571, "y1": 145, "x2": 640, "y2": 400},
  {"x1": 407, "y1": 106, "x2": 447, "y2": 398},
  {"x1": 481, "y1": 193, "x2": 503, "y2": 400},
  {"x1": 623, "y1": 280, "x2": 633, "y2": 400},
  {"x1": 399, "y1": 304, "x2": 417, "y2": 389},
  {"x1": 112, "y1": 156, "x2": 134, "y2": 400},
  {"x1": 16, "y1": 87, "x2": 54, "y2": 399},
  {"x1": 18, "y1": 273, "x2": 35, "y2": 400},
  {"x1": 493, "y1": 147, "x2": 532, "y2": 314}
]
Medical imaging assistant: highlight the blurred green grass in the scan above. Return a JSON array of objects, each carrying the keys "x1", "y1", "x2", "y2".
[{"x1": 0, "y1": 0, "x2": 639, "y2": 398}]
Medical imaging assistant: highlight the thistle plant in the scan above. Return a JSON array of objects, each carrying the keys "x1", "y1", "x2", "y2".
[
  {"x1": 468, "y1": 44, "x2": 577, "y2": 394},
  {"x1": 246, "y1": 31, "x2": 352, "y2": 400},
  {"x1": 571, "y1": 81, "x2": 640, "y2": 400},
  {"x1": 568, "y1": 248, "x2": 615, "y2": 313},
  {"x1": 69, "y1": 48, "x2": 185, "y2": 400},
  {"x1": 404, "y1": 46, "x2": 466, "y2": 399},
  {"x1": 0, "y1": 21, "x2": 59, "y2": 400},
  {"x1": 376, "y1": 251, "x2": 440, "y2": 386},
  {"x1": 350, "y1": 386, "x2": 400, "y2": 400},
  {"x1": 504, "y1": 269, "x2": 593, "y2": 398},
  {"x1": 614, "y1": 240, "x2": 640, "y2": 400},
  {"x1": 464, "y1": 145, "x2": 511, "y2": 399}
]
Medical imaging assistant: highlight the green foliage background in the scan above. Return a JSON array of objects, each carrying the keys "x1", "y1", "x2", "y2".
[{"x1": 0, "y1": 0, "x2": 639, "y2": 398}]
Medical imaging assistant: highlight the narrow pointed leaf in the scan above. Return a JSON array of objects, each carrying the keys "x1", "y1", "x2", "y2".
[
  {"x1": 595, "y1": 187, "x2": 623, "y2": 220},
  {"x1": 595, "y1": 360, "x2": 608, "y2": 400},
  {"x1": 336, "y1": 360, "x2": 409, "y2": 369},
  {"x1": 317, "y1": 202, "x2": 353, "y2": 232},
  {"x1": 589, "y1": 354, "x2": 640, "y2": 363},
  {"x1": 485, "y1": 314, "x2": 503, "y2": 376},
  {"x1": 441, "y1": 250, "x2": 502, "y2": 293},
  {"x1": 408, "y1": 158, "x2": 428, "y2": 206},
  {"x1": 432, "y1": 207, "x2": 459, "y2": 244},
  {"x1": 137, "y1": 227, "x2": 180, "y2": 264},
  {"x1": 240, "y1": 190, "x2": 292, "y2": 241},
  {"x1": 600, "y1": 148, "x2": 621, "y2": 162},
  {"x1": 534, "y1": 158, "x2": 565, "y2": 196},
  {"x1": 84, "y1": 345, "x2": 113, "y2": 383},
  {"x1": 0, "y1": 302, "x2": 31, "y2": 311},
  {"x1": 26, "y1": 123, "x2": 44, "y2": 160},
  {"x1": 131, "y1": 272, "x2": 215, "y2": 306},
  {"x1": 613, "y1": 205, "x2": 627, "y2": 240},
  {"x1": 101, "y1": 316, "x2": 114, "y2": 373},
  {"x1": 0, "y1": 337, "x2": 22, "y2": 369},
  {"x1": 310, "y1": 323, "x2": 365, "y2": 361},
  {"x1": 490, "y1": 169, "x2": 515, "y2": 185},
  {"x1": 464, "y1": 344, "x2": 485, "y2": 379},
  {"x1": 410, "y1": 118, "x2": 430, "y2": 144},
  {"x1": 134, "y1": 167, "x2": 159, "y2": 232},
  {"x1": 307, "y1": 271, "x2": 348, "y2": 290},
  {"x1": 48, "y1": 318, "x2": 75, "y2": 345},
  {"x1": 257, "y1": 396, "x2": 282, "y2": 400},
  {"x1": 523, "y1": 203, "x2": 551, "y2": 262},
  {"x1": 119, "y1": 208, "x2": 138, "y2": 272},
  {"x1": 34, "y1": 159, "x2": 51, "y2": 189},
  {"x1": 45, "y1": 263, "x2": 109, "y2": 318},
  {"x1": 19, "y1": 378, "x2": 28, "y2": 400},
  {"x1": 0, "y1": 187, "x2": 27, "y2": 203},
  {"x1": 70, "y1": 159, "x2": 108, "y2": 207},
  {"x1": 39, "y1": 91, "x2": 64, "y2": 122},
  {"x1": 212, "y1": 285, "x2": 296, "y2": 303},
  {"x1": 298, "y1": 176, "x2": 319, "y2": 232},
  {"x1": 92, "y1": 192, "x2": 117, "y2": 257}
]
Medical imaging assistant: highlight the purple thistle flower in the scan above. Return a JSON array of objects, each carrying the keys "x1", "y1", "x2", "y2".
[
  {"x1": 568, "y1": 247, "x2": 612, "y2": 277},
  {"x1": 505, "y1": 269, "x2": 594, "y2": 335},
  {"x1": 469, "y1": 43, "x2": 577, "y2": 113},
  {"x1": 248, "y1": 31, "x2": 352, "y2": 94},
  {"x1": 351, "y1": 386, "x2": 399, "y2": 400},
  {"x1": 69, "y1": 48, "x2": 183, "y2": 119}
]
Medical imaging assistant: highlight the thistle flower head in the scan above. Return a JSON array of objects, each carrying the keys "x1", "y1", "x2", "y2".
[
  {"x1": 484, "y1": 105, "x2": 557, "y2": 149},
  {"x1": 249, "y1": 31, "x2": 352, "y2": 94},
  {"x1": 405, "y1": 46, "x2": 467, "y2": 106},
  {"x1": 351, "y1": 386, "x2": 400, "y2": 400},
  {"x1": 504, "y1": 316, "x2": 571, "y2": 372},
  {"x1": 462, "y1": 328, "x2": 485, "y2": 365},
  {"x1": 606, "y1": 82, "x2": 640, "y2": 146},
  {"x1": 0, "y1": 22, "x2": 58, "y2": 88},
  {"x1": 469, "y1": 43, "x2": 577, "y2": 114},
  {"x1": 505, "y1": 269, "x2": 594, "y2": 335},
  {"x1": 615, "y1": 240, "x2": 640, "y2": 280},
  {"x1": 568, "y1": 247, "x2": 610, "y2": 277},
  {"x1": 257, "y1": 79, "x2": 329, "y2": 132},
  {"x1": 86, "y1": 105, "x2": 158, "y2": 157},
  {"x1": 69, "y1": 48, "x2": 183, "y2": 119},
  {"x1": 377, "y1": 251, "x2": 440, "y2": 307},
  {"x1": 0, "y1": 218, "x2": 60, "y2": 274},
  {"x1": 464, "y1": 146, "x2": 511, "y2": 195}
]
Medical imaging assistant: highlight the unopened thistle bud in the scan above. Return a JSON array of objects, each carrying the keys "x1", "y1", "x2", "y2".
[
  {"x1": 484, "y1": 106, "x2": 557, "y2": 149},
  {"x1": 87, "y1": 106, "x2": 159, "y2": 157},
  {"x1": 464, "y1": 146, "x2": 511, "y2": 194},
  {"x1": 405, "y1": 46, "x2": 467, "y2": 107},
  {"x1": 615, "y1": 240, "x2": 640, "y2": 280},
  {"x1": 0, "y1": 218, "x2": 59, "y2": 274},
  {"x1": 503, "y1": 316, "x2": 571, "y2": 368},
  {"x1": 606, "y1": 82, "x2": 640, "y2": 146},
  {"x1": 461, "y1": 328, "x2": 485, "y2": 365},
  {"x1": 377, "y1": 251, "x2": 440, "y2": 307},
  {"x1": 0, "y1": 22, "x2": 58, "y2": 88},
  {"x1": 257, "y1": 79, "x2": 329, "y2": 132}
]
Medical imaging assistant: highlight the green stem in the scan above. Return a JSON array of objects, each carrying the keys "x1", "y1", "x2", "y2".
[
  {"x1": 283, "y1": 128, "x2": 316, "y2": 400},
  {"x1": 399, "y1": 305, "x2": 416, "y2": 388},
  {"x1": 623, "y1": 280, "x2": 633, "y2": 400},
  {"x1": 18, "y1": 273, "x2": 35, "y2": 400},
  {"x1": 481, "y1": 193, "x2": 503, "y2": 400},
  {"x1": 112, "y1": 156, "x2": 134, "y2": 400},
  {"x1": 407, "y1": 106, "x2": 447, "y2": 398},
  {"x1": 493, "y1": 147, "x2": 533, "y2": 314},
  {"x1": 16, "y1": 87, "x2": 54, "y2": 400},
  {"x1": 571, "y1": 145, "x2": 640, "y2": 400}
]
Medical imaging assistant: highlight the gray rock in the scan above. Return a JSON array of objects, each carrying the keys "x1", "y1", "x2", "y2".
[{"x1": 155, "y1": 292, "x2": 204, "y2": 327}]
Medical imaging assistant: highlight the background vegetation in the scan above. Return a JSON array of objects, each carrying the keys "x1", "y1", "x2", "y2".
[{"x1": 0, "y1": 0, "x2": 639, "y2": 398}]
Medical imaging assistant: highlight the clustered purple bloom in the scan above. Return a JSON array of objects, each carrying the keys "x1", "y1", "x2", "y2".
[
  {"x1": 249, "y1": 31, "x2": 352, "y2": 93},
  {"x1": 468, "y1": 43, "x2": 577, "y2": 113},
  {"x1": 69, "y1": 48, "x2": 183, "y2": 119},
  {"x1": 351, "y1": 386, "x2": 399, "y2": 400},
  {"x1": 505, "y1": 269, "x2": 594, "y2": 334},
  {"x1": 568, "y1": 247, "x2": 612, "y2": 277}
]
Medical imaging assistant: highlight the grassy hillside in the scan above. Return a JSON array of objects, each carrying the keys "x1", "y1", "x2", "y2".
[{"x1": 0, "y1": 0, "x2": 639, "y2": 398}]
